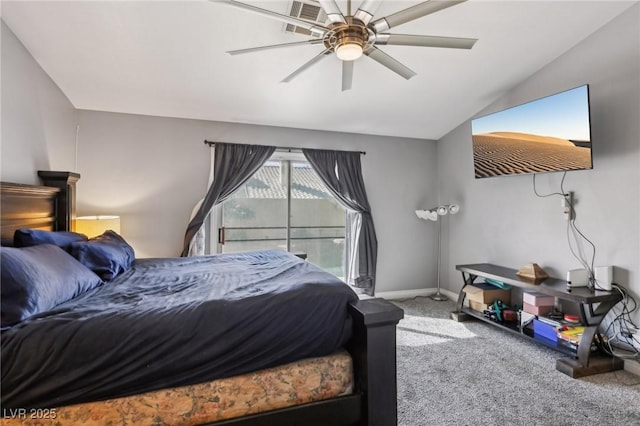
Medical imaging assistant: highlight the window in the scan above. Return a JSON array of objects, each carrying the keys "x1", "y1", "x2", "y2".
[{"x1": 217, "y1": 154, "x2": 346, "y2": 277}]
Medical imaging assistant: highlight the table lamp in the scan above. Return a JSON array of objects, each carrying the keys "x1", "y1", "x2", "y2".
[{"x1": 75, "y1": 215, "x2": 121, "y2": 238}]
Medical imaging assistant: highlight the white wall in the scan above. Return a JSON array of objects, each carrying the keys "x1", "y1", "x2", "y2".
[
  {"x1": 438, "y1": 6, "x2": 640, "y2": 322},
  {"x1": 75, "y1": 110, "x2": 438, "y2": 294},
  {"x1": 0, "y1": 21, "x2": 77, "y2": 183}
]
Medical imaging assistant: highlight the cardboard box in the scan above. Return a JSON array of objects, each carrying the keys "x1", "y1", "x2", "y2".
[
  {"x1": 464, "y1": 282, "x2": 511, "y2": 305},
  {"x1": 523, "y1": 302, "x2": 553, "y2": 316},
  {"x1": 468, "y1": 300, "x2": 491, "y2": 312},
  {"x1": 523, "y1": 291, "x2": 555, "y2": 307}
]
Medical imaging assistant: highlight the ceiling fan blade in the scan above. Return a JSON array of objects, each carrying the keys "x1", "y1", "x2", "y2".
[
  {"x1": 354, "y1": 0, "x2": 381, "y2": 25},
  {"x1": 364, "y1": 47, "x2": 416, "y2": 80},
  {"x1": 371, "y1": 0, "x2": 467, "y2": 33},
  {"x1": 376, "y1": 34, "x2": 477, "y2": 49},
  {"x1": 319, "y1": 0, "x2": 346, "y2": 24},
  {"x1": 214, "y1": 0, "x2": 329, "y2": 37},
  {"x1": 227, "y1": 39, "x2": 325, "y2": 55},
  {"x1": 342, "y1": 60, "x2": 354, "y2": 91},
  {"x1": 282, "y1": 49, "x2": 332, "y2": 83}
]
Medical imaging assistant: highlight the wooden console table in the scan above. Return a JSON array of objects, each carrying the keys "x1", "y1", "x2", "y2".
[{"x1": 450, "y1": 263, "x2": 624, "y2": 378}]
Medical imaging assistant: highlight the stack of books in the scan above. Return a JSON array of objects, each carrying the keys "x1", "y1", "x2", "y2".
[
  {"x1": 532, "y1": 315, "x2": 587, "y2": 354},
  {"x1": 532, "y1": 316, "x2": 562, "y2": 344},
  {"x1": 556, "y1": 325, "x2": 585, "y2": 353}
]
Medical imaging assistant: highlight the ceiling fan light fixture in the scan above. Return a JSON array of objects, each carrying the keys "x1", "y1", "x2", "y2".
[
  {"x1": 219, "y1": 0, "x2": 477, "y2": 87},
  {"x1": 336, "y1": 42, "x2": 363, "y2": 61}
]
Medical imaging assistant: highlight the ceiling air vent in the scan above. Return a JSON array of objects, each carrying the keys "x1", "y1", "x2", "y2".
[{"x1": 285, "y1": 0, "x2": 328, "y2": 36}]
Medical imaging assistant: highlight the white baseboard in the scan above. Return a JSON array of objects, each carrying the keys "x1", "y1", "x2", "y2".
[
  {"x1": 375, "y1": 288, "x2": 458, "y2": 301},
  {"x1": 624, "y1": 359, "x2": 640, "y2": 376}
]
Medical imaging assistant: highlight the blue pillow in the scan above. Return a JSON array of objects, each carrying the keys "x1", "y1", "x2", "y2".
[
  {"x1": 70, "y1": 231, "x2": 135, "y2": 281},
  {"x1": 14, "y1": 229, "x2": 88, "y2": 250},
  {"x1": 1, "y1": 244, "x2": 103, "y2": 327}
]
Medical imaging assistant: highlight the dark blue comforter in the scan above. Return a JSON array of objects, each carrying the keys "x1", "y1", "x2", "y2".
[{"x1": 1, "y1": 250, "x2": 358, "y2": 409}]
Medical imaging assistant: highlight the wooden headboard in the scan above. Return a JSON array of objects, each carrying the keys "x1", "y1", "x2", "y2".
[{"x1": 0, "y1": 171, "x2": 79, "y2": 245}]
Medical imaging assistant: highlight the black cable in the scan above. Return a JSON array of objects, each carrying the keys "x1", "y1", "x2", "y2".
[
  {"x1": 601, "y1": 285, "x2": 639, "y2": 358},
  {"x1": 532, "y1": 172, "x2": 595, "y2": 283},
  {"x1": 532, "y1": 173, "x2": 565, "y2": 198},
  {"x1": 559, "y1": 175, "x2": 597, "y2": 282}
]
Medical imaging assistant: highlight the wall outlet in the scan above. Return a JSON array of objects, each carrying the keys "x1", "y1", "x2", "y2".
[
  {"x1": 562, "y1": 192, "x2": 573, "y2": 220},
  {"x1": 623, "y1": 359, "x2": 640, "y2": 376}
]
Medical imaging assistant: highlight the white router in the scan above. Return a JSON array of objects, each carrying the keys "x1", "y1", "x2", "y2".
[{"x1": 566, "y1": 269, "x2": 590, "y2": 288}]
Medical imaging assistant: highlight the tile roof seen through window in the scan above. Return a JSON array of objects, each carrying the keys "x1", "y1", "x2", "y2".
[{"x1": 234, "y1": 164, "x2": 332, "y2": 199}]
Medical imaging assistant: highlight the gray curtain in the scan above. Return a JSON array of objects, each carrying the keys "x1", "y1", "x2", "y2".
[
  {"x1": 302, "y1": 148, "x2": 377, "y2": 296},
  {"x1": 181, "y1": 142, "x2": 275, "y2": 257}
]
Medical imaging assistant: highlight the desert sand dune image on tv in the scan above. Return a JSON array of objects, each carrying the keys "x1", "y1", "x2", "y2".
[
  {"x1": 472, "y1": 131, "x2": 591, "y2": 178},
  {"x1": 471, "y1": 85, "x2": 592, "y2": 179}
]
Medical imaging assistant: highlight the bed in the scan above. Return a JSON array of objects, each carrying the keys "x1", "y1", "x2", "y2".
[{"x1": 1, "y1": 171, "x2": 404, "y2": 426}]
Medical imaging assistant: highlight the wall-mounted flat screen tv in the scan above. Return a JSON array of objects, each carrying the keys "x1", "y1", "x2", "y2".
[{"x1": 471, "y1": 85, "x2": 592, "y2": 179}]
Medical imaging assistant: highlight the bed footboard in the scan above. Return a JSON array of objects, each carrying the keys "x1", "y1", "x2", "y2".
[{"x1": 348, "y1": 298, "x2": 404, "y2": 426}]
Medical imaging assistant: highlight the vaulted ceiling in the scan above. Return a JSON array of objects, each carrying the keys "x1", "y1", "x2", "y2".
[{"x1": 2, "y1": 1, "x2": 636, "y2": 140}]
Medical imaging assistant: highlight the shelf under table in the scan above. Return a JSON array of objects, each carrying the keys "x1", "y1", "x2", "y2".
[{"x1": 451, "y1": 263, "x2": 624, "y2": 378}]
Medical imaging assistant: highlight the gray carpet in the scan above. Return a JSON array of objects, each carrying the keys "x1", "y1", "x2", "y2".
[{"x1": 392, "y1": 297, "x2": 640, "y2": 426}]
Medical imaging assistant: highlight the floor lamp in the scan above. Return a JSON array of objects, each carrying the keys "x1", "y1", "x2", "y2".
[{"x1": 415, "y1": 204, "x2": 460, "y2": 301}]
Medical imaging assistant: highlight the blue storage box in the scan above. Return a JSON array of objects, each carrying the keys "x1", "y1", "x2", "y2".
[{"x1": 533, "y1": 318, "x2": 558, "y2": 343}]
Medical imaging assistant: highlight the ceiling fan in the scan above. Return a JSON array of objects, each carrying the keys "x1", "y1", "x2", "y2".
[{"x1": 214, "y1": 0, "x2": 477, "y2": 91}]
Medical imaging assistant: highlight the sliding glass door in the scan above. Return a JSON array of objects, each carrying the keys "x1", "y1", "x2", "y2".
[{"x1": 219, "y1": 155, "x2": 345, "y2": 277}]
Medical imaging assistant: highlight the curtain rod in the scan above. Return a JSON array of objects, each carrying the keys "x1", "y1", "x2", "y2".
[{"x1": 203, "y1": 140, "x2": 365, "y2": 155}]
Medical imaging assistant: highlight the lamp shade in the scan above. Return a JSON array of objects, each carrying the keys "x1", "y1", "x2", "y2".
[
  {"x1": 436, "y1": 205, "x2": 448, "y2": 216},
  {"x1": 75, "y1": 215, "x2": 120, "y2": 238},
  {"x1": 415, "y1": 209, "x2": 438, "y2": 221}
]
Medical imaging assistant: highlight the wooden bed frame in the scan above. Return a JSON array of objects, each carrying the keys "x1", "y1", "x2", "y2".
[{"x1": 0, "y1": 171, "x2": 404, "y2": 426}]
